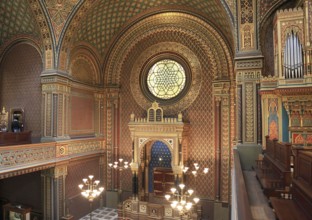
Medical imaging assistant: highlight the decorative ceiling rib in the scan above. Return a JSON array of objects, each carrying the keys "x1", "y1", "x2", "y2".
[
  {"x1": 43, "y1": 0, "x2": 80, "y2": 44},
  {"x1": 259, "y1": 0, "x2": 303, "y2": 23},
  {"x1": 62, "y1": 0, "x2": 234, "y2": 59}
]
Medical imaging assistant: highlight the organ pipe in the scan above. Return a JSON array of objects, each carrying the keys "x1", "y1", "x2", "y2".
[{"x1": 283, "y1": 32, "x2": 303, "y2": 79}]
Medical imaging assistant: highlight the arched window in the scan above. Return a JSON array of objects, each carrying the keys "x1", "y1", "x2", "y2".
[{"x1": 283, "y1": 31, "x2": 303, "y2": 79}]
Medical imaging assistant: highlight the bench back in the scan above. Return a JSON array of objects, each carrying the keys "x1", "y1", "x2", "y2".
[
  {"x1": 292, "y1": 148, "x2": 312, "y2": 219},
  {"x1": 265, "y1": 135, "x2": 291, "y2": 172}
]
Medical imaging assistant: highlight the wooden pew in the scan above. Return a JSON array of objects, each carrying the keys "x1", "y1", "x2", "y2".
[
  {"x1": 270, "y1": 147, "x2": 312, "y2": 220},
  {"x1": 255, "y1": 136, "x2": 292, "y2": 197}
]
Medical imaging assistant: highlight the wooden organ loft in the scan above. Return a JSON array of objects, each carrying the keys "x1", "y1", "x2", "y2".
[
  {"x1": 246, "y1": 5, "x2": 312, "y2": 220},
  {"x1": 260, "y1": 7, "x2": 312, "y2": 146}
]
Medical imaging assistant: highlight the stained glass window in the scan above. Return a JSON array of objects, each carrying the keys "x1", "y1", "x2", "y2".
[{"x1": 147, "y1": 59, "x2": 186, "y2": 99}]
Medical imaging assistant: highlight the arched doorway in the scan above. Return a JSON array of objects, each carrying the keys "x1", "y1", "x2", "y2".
[
  {"x1": 148, "y1": 141, "x2": 173, "y2": 195},
  {"x1": 129, "y1": 102, "x2": 190, "y2": 200}
]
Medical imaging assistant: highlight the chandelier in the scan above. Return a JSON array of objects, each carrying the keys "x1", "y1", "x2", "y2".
[
  {"x1": 108, "y1": 158, "x2": 130, "y2": 203},
  {"x1": 165, "y1": 183, "x2": 199, "y2": 219},
  {"x1": 108, "y1": 158, "x2": 129, "y2": 171},
  {"x1": 182, "y1": 163, "x2": 209, "y2": 177},
  {"x1": 182, "y1": 163, "x2": 209, "y2": 190},
  {"x1": 78, "y1": 175, "x2": 104, "y2": 220}
]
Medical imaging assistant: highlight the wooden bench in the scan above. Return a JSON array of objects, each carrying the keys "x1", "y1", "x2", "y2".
[
  {"x1": 255, "y1": 136, "x2": 292, "y2": 197},
  {"x1": 270, "y1": 147, "x2": 312, "y2": 220}
]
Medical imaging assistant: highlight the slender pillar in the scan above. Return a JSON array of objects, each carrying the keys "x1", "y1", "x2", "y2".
[
  {"x1": 94, "y1": 93, "x2": 105, "y2": 137},
  {"x1": 41, "y1": 75, "x2": 70, "y2": 142},
  {"x1": 42, "y1": 165, "x2": 68, "y2": 220},
  {"x1": 106, "y1": 87, "x2": 120, "y2": 190},
  {"x1": 214, "y1": 97, "x2": 221, "y2": 200}
]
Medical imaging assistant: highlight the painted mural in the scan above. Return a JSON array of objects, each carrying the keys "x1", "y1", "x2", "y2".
[
  {"x1": 268, "y1": 98, "x2": 279, "y2": 140},
  {"x1": 292, "y1": 133, "x2": 312, "y2": 145}
]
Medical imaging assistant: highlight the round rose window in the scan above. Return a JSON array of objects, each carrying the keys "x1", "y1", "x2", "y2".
[{"x1": 146, "y1": 59, "x2": 186, "y2": 100}]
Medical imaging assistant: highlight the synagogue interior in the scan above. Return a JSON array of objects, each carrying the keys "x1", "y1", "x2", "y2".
[{"x1": 1, "y1": 0, "x2": 312, "y2": 220}]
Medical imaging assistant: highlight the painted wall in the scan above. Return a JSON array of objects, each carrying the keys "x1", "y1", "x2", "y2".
[{"x1": 0, "y1": 43, "x2": 42, "y2": 141}]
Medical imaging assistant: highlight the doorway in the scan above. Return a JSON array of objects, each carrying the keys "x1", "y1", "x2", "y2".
[{"x1": 148, "y1": 141, "x2": 173, "y2": 195}]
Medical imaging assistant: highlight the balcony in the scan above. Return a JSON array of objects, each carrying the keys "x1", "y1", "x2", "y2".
[{"x1": 0, "y1": 137, "x2": 105, "y2": 179}]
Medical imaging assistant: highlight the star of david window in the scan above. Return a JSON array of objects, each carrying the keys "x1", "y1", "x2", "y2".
[{"x1": 146, "y1": 59, "x2": 186, "y2": 100}]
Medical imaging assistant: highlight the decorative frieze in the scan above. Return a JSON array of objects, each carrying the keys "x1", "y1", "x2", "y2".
[
  {"x1": 236, "y1": 70, "x2": 261, "y2": 82},
  {"x1": 235, "y1": 59, "x2": 263, "y2": 70},
  {"x1": 238, "y1": 0, "x2": 257, "y2": 51},
  {"x1": 245, "y1": 83, "x2": 255, "y2": 142},
  {"x1": 0, "y1": 138, "x2": 104, "y2": 179},
  {"x1": 0, "y1": 144, "x2": 55, "y2": 168}
]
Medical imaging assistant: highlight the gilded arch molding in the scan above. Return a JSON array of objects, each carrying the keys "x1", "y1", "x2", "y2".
[
  {"x1": 104, "y1": 12, "x2": 234, "y2": 113},
  {"x1": 104, "y1": 12, "x2": 233, "y2": 86},
  {"x1": 68, "y1": 45, "x2": 102, "y2": 85}
]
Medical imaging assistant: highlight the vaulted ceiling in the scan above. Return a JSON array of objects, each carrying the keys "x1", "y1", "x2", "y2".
[
  {"x1": 0, "y1": 1, "x2": 41, "y2": 45},
  {"x1": 69, "y1": 0, "x2": 234, "y2": 57},
  {"x1": 0, "y1": 0, "x2": 303, "y2": 66},
  {"x1": 0, "y1": 0, "x2": 234, "y2": 60}
]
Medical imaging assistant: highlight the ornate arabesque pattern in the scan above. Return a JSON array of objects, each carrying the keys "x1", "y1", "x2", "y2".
[
  {"x1": 113, "y1": 11, "x2": 233, "y2": 199},
  {"x1": 183, "y1": 66, "x2": 215, "y2": 198},
  {"x1": 241, "y1": 0, "x2": 253, "y2": 24},
  {"x1": 308, "y1": 1, "x2": 312, "y2": 45},
  {"x1": 69, "y1": 0, "x2": 232, "y2": 57},
  {"x1": 239, "y1": 0, "x2": 255, "y2": 51},
  {"x1": 0, "y1": 0, "x2": 41, "y2": 45},
  {"x1": 44, "y1": 0, "x2": 79, "y2": 43},
  {"x1": 28, "y1": 0, "x2": 54, "y2": 69},
  {"x1": 130, "y1": 42, "x2": 202, "y2": 115},
  {"x1": 0, "y1": 145, "x2": 55, "y2": 167},
  {"x1": 259, "y1": 0, "x2": 280, "y2": 21},
  {"x1": 105, "y1": 12, "x2": 232, "y2": 86},
  {"x1": 105, "y1": 100, "x2": 114, "y2": 188},
  {"x1": 245, "y1": 83, "x2": 255, "y2": 142},
  {"x1": 221, "y1": 96, "x2": 230, "y2": 201},
  {"x1": 70, "y1": 55, "x2": 97, "y2": 84},
  {"x1": 58, "y1": 0, "x2": 95, "y2": 70}
]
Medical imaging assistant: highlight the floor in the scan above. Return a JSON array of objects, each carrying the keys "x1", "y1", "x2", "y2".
[
  {"x1": 80, "y1": 171, "x2": 275, "y2": 220},
  {"x1": 79, "y1": 207, "x2": 118, "y2": 220},
  {"x1": 243, "y1": 170, "x2": 276, "y2": 220}
]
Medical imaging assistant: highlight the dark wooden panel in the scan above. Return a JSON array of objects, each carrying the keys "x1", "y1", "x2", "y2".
[
  {"x1": 153, "y1": 168, "x2": 174, "y2": 196},
  {"x1": 0, "y1": 131, "x2": 31, "y2": 146}
]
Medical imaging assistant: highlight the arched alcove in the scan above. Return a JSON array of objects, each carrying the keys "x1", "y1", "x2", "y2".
[
  {"x1": 0, "y1": 42, "x2": 43, "y2": 141},
  {"x1": 129, "y1": 102, "x2": 189, "y2": 200}
]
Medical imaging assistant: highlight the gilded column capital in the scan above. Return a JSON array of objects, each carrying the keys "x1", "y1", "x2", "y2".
[
  {"x1": 54, "y1": 164, "x2": 68, "y2": 178},
  {"x1": 212, "y1": 80, "x2": 231, "y2": 96}
]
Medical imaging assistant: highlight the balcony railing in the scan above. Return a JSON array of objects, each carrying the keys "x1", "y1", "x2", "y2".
[
  {"x1": 0, "y1": 137, "x2": 105, "y2": 179},
  {"x1": 231, "y1": 149, "x2": 253, "y2": 220}
]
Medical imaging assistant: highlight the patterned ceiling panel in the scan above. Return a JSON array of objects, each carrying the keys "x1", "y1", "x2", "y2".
[
  {"x1": 44, "y1": 0, "x2": 79, "y2": 43},
  {"x1": 259, "y1": 0, "x2": 281, "y2": 21},
  {"x1": 0, "y1": 0, "x2": 41, "y2": 46},
  {"x1": 72, "y1": 0, "x2": 233, "y2": 56}
]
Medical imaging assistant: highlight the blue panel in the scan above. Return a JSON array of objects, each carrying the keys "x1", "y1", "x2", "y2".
[
  {"x1": 282, "y1": 105, "x2": 289, "y2": 142},
  {"x1": 148, "y1": 141, "x2": 172, "y2": 192}
]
